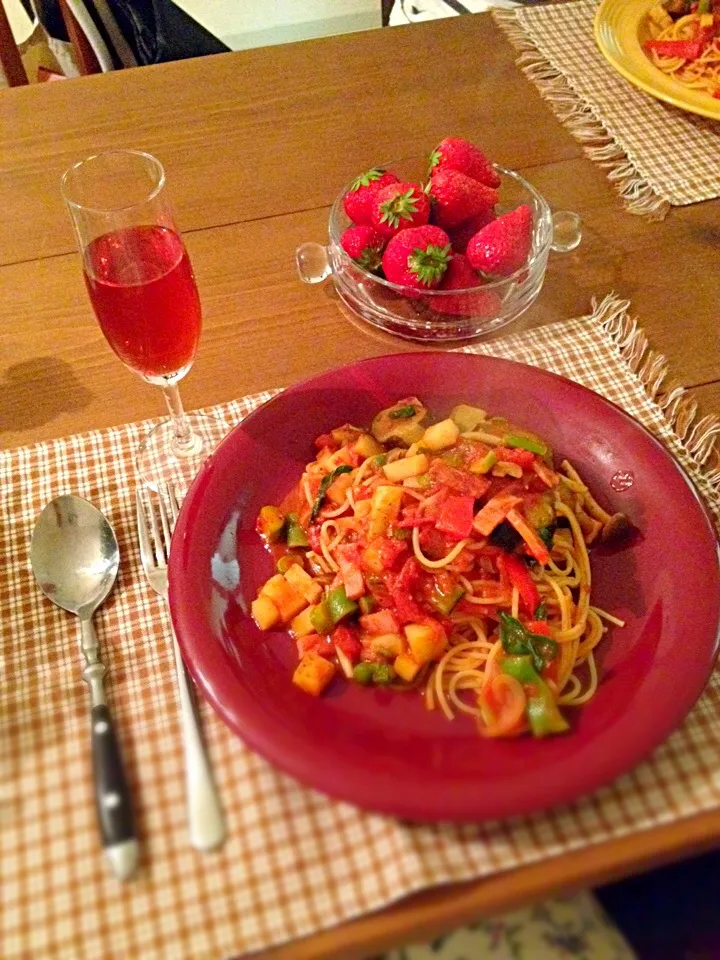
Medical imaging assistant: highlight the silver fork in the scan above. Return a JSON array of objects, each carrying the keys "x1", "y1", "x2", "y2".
[{"x1": 136, "y1": 484, "x2": 227, "y2": 851}]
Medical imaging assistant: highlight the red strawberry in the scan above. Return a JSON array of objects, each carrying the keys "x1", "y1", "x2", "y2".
[
  {"x1": 371, "y1": 182, "x2": 430, "y2": 239},
  {"x1": 449, "y1": 208, "x2": 497, "y2": 254},
  {"x1": 340, "y1": 225, "x2": 385, "y2": 272},
  {"x1": 429, "y1": 168, "x2": 499, "y2": 230},
  {"x1": 466, "y1": 204, "x2": 533, "y2": 277},
  {"x1": 382, "y1": 225, "x2": 451, "y2": 291},
  {"x1": 429, "y1": 137, "x2": 501, "y2": 189},
  {"x1": 343, "y1": 169, "x2": 399, "y2": 226},
  {"x1": 430, "y1": 254, "x2": 502, "y2": 317}
]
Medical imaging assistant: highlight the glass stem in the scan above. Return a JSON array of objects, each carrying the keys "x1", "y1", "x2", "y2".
[{"x1": 162, "y1": 382, "x2": 195, "y2": 453}]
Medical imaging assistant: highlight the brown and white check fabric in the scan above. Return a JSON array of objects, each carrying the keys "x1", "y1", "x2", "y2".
[
  {"x1": 2, "y1": 300, "x2": 719, "y2": 960},
  {"x1": 494, "y1": 0, "x2": 720, "y2": 214}
]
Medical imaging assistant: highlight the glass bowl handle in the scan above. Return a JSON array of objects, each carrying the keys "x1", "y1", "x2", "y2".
[
  {"x1": 550, "y1": 211, "x2": 582, "y2": 253},
  {"x1": 296, "y1": 243, "x2": 332, "y2": 284}
]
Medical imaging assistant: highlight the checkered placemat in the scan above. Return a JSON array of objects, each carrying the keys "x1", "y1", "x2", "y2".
[
  {"x1": 2, "y1": 295, "x2": 719, "y2": 960},
  {"x1": 494, "y1": 0, "x2": 720, "y2": 219}
]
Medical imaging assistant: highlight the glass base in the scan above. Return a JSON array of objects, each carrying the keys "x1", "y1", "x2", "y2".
[{"x1": 136, "y1": 413, "x2": 230, "y2": 492}]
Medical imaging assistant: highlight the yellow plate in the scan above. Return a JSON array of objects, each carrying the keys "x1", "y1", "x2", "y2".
[{"x1": 594, "y1": 0, "x2": 720, "y2": 121}]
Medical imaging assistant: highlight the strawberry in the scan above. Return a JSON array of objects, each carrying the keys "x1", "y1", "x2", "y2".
[
  {"x1": 429, "y1": 137, "x2": 501, "y2": 190},
  {"x1": 343, "y1": 169, "x2": 399, "y2": 226},
  {"x1": 466, "y1": 204, "x2": 534, "y2": 277},
  {"x1": 340, "y1": 225, "x2": 385, "y2": 272},
  {"x1": 430, "y1": 254, "x2": 502, "y2": 317},
  {"x1": 382, "y1": 225, "x2": 451, "y2": 291},
  {"x1": 449, "y1": 208, "x2": 497, "y2": 254},
  {"x1": 371, "y1": 182, "x2": 430, "y2": 239},
  {"x1": 428, "y1": 168, "x2": 499, "y2": 230}
]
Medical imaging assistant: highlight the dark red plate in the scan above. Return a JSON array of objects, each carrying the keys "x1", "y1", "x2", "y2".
[{"x1": 168, "y1": 353, "x2": 720, "y2": 822}]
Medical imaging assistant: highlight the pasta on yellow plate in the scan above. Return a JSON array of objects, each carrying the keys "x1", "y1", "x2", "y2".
[
  {"x1": 251, "y1": 398, "x2": 631, "y2": 739},
  {"x1": 645, "y1": 0, "x2": 720, "y2": 99}
]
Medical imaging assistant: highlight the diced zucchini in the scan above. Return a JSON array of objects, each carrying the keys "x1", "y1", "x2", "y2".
[
  {"x1": 256, "y1": 506, "x2": 286, "y2": 542},
  {"x1": 251, "y1": 595, "x2": 280, "y2": 631},
  {"x1": 284, "y1": 563, "x2": 323, "y2": 603},
  {"x1": 260, "y1": 574, "x2": 307, "y2": 624},
  {"x1": 382, "y1": 453, "x2": 429, "y2": 483},
  {"x1": 370, "y1": 633, "x2": 406, "y2": 658},
  {"x1": 353, "y1": 433, "x2": 384, "y2": 459},
  {"x1": 470, "y1": 450, "x2": 497, "y2": 474},
  {"x1": 290, "y1": 605, "x2": 318, "y2": 638},
  {"x1": 326, "y1": 470, "x2": 354, "y2": 505},
  {"x1": 450, "y1": 404, "x2": 487, "y2": 433},
  {"x1": 394, "y1": 652, "x2": 422, "y2": 683},
  {"x1": 420, "y1": 419, "x2": 460, "y2": 452},
  {"x1": 404, "y1": 622, "x2": 447, "y2": 666},
  {"x1": 292, "y1": 652, "x2": 336, "y2": 696},
  {"x1": 369, "y1": 485, "x2": 404, "y2": 539}
]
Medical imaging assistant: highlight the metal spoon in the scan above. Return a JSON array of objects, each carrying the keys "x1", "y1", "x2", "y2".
[{"x1": 30, "y1": 495, "x2": 139, "y2": 881}]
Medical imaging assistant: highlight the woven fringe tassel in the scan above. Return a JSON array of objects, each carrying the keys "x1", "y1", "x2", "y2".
[
  {"x1": 493, "y1": 10, "x2": 670, "y2": 222},
  {"x1": 588, "y1": 295, "x2": 720, "y2": 492}
]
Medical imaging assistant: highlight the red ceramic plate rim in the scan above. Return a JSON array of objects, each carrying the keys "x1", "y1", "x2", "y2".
[{"x1": 169, "y1": 353, "x2": 720, "y2": 822}]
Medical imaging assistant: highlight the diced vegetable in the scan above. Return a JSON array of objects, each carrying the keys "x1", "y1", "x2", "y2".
[
  {"x1": 290, "y1": 605, "x2": 318, "y2": 638},
  {"x1": 435, "y1": 494, "x2": 475, "y2": 540},
  {"x1": 469, "y1": 450, "x2": 497, "y2": 474},
  {"x1": 360, "y1": 608, "x2": 401, "y2": 635},
  {"x1": 260, "y1": 574, "x2": 307, "y2": 623},
  {"x1": 251, "y1": 595, "x2": 280, "y2": 631},
  {"x1": 497, "y1": 553, "x2": 539, "y2": 615},
  {"x1": 296, "y1": 633, "x2": 333, "y2": 659},
  {"x1": 393, "y1": 652, "x2": 422, "y2": 683},
  {"x1": 326, "y1": 584, "x2": 359, "y2": 624},
  {"x1": 430, "y1": 583, "x2": 465, "y2": 615},
  {"x1": 310, "y1": 600, "x2": 334, "y2": 635},
  {"x1": 504, "y1": 433, "x2": 547, "y2": 456},
  {"x1": 450, "y1": 403, "x2": 487, "y2": 433},
  {"x1": 369, "y1": 485, "x2": 404, "y2": 538},
  {"x1": 286, "y1": 513, "x2": 310, "y2": 547},
  {"x1": 285, "y1": 563, "x2": 323, "y2": 603},
  {"x1": 506, "y1": 508, "x2": 551, "y2": 565},
  {"x1": 404, "y1": 622, "x2": 447, "y2": 666},
  {"x1": 311, "y1": 465, "x2": 353, "y2": 521},
  {"x1": 473, "y1": 493, "x2": 523, "y2": 536},
  {"x1": 358, "y1": 595, "x2": 377, "y2": 615},
  {"x1": 326, "y1": 470, "x2": 354, "y2": 505},
  {"x1": 420, "y1": 418, "x2": 460, "y2": 451},
  {"x1": 292, "y1": 652, "x2": 336, "y2": 696},
  {"x1": 382, "y1": 453, "x2": 430, "y2": 483},
  {"x1": 353, "y1": 662, "x2": 375, "y2": 685},
  {"x1": 501, "y1": 655, "x2": 569, "y2": 737},
  {"x1": 492, "y1": 461, "x2": 523, "y2": 479},
  {"x1": 256, "y1": 506, "x2": 286, "y2": 542},
  {"x1": 333, "y1": 624, "x2": 363, "y2": 663},
  {"x1": 370, "y1": 633, "x2": 406, "y2": 658},
  {"x1": 353, "y1": 433, "x2": 384, "y2": 459}
]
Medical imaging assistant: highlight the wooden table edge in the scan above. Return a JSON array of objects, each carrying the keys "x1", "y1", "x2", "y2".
[{"x1": 256, "y1": 807, "x2": 720, "y2": 960}]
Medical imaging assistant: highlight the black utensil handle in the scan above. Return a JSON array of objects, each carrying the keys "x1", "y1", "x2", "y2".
[{"x1": 91, "y1": 704, "x2": 136, "y2": 847}]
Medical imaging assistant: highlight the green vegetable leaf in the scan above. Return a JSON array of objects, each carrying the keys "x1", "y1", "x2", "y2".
[
  {"x1": 499, "y1": 612, "x2": 558, "y2": 674},
  {"x1": 389, "y1": 405, "x2": 416, "y2": 420},
  {"x1": 534, "y1": 602, "x2": 548, "y2": 620},
  {"x1": 311, "y1": 465, "x2": 352, "y2": 522}
]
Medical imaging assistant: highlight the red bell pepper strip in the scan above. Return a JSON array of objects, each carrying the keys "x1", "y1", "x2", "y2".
[
  {"x1": 497, "y1": 553, "x2": 540, "y2": 614},
  {"x1": 492, "y1": 446, "x2": 536, "y2": 469},
  {"x1": 506, "y1": 508, "x2": 551, "y2": 565},
  {"x1": 435, "y1": 494, "x2": 476, "y2": 540},
  {"x1": 644, "y1": 39, "x2": 704, "y2": 59}
]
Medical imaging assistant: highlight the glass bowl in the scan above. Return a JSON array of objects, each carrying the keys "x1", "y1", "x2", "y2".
[{"x1": 296, "y1": 159, "x2": 581, "y2": 342}]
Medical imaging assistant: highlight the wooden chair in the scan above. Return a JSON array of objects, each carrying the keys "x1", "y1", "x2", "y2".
[{"x1": 0, "y1": 0, "x2": 29, "y2": 85}]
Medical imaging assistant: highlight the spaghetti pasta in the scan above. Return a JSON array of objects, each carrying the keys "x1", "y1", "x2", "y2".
[
  {"x1": 645, "y1": 2, "x2": 720, "y2": 99},
  {"x1": 251, "y1": 397, "x2": 631, "y2": 739}
]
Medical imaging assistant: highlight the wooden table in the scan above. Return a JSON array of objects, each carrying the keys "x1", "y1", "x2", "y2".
[{"x1": 2, "y1": 14, "x2": 719, "y2": 960}]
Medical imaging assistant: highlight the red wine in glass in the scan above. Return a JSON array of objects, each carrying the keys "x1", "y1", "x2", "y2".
[{"x1": 84, "y1": 225, "x2": 201, "y2": 381}]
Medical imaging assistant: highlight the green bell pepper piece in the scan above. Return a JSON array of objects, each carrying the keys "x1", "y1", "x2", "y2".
[
  {"x1": 501, "y1": 655, "x2": 569, "y2": 738},
  {"x1": 310, "y1": 600, "x2": 334, "y2": 635},
  {"x1": 504, "y1": 433, "x2": 548, "y2": 456},
  {"x1": 286, "y1": 513, "x2": 309, "y2": 548},
  {"x1": 326, "y1": 584, "x2": 359, "y2": 625},
  {"x1": 431, "y1": 584, "x2": 466, "y2": 615},
  {"x1": 470, "y1": 450, "x2": 497, "y2": 474}
]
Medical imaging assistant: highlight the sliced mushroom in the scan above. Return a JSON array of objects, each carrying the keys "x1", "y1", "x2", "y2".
[
  {"x1": 600, "y1": 512, "x2": 632, "y2": 544},
  {"x1": 371, "y1": 396, "x2": 427, "y2": 446}
]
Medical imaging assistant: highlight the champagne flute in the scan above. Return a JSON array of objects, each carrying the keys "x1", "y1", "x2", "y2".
[{"x1": 62, "y1": 149, "x2": 227, "y2": 488}]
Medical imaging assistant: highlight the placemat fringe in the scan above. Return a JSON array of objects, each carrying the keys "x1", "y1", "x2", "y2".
[
  {"x1": 590, "y1": 293, "x2": 720, "y2": 487},
  {"x1": 493, "y1": 9, "x2": 670, "y2": 222}
]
